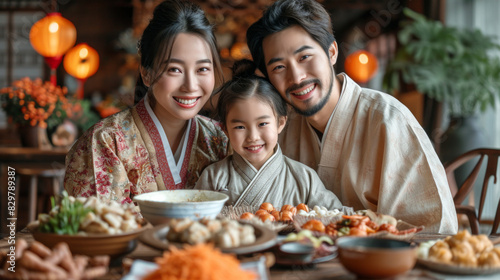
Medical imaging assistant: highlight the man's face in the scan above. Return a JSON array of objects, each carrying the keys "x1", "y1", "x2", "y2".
[{"x1": 262, "y1": 25, "x2": 337, "y2": 116}]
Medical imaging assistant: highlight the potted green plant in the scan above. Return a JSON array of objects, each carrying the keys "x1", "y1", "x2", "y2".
[{"x1": 383, "y1": 8, "x2": 500, "y2": 163}]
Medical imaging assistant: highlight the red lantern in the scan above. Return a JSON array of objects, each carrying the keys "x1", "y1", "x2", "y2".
[
  {"x1": 63, "y1": 43, "x2": 99, "y2": 99},
  {"x1": 344, "y1": 50, "x2": 378, "y2": 84},
  {"x1": 29, "y1": 13, "x2": 77, "y2": 85}
]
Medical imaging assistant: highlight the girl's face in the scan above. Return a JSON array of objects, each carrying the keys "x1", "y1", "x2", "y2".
[
  {"x1": 225, "y1": 96, "x2": 286, "y2": 170},
  {"x1": 145, "y1": 33, "x2": 215, "y2": 122}
]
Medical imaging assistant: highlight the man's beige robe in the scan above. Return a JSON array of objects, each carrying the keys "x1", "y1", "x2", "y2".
[
  {"x1": 279, "y1": 73, "x2": 458, "y2": 234},
  {"x1": 194, "y1": 145, "x2": 343, "y2": 210}
]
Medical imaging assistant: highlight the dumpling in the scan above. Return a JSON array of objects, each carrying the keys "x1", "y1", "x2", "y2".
[
  {"x1": 451, "y1": 242, "x2": 477, "y2": 267},
  {"x1": 215, "y1": 227, "x2": 240, "y2": 248},
  {"x1": 181, "y1": 222, "x2": 211, "y2": 244},
  {"x1": 167, "y1": 218, "x2": 194, "y2": 241},
  {"x1": 238, "y1": 224, "x2": 256, "y2": 245},
  {"x1": 492, "y1": 247, "x2": 500, "y2": 258},
  {"x1": 200, "y1": 218, "x2": 222, "y2": 234},
  {"x1": 478, "y1": 250, "x2": 500, "y2": 267},
  {"x1": 446, "y1": 230, "x2": 471, "y2": 247},
  {"x1": 428, "y1": 240, "x2": 452, "y2": 263},
  {"x1": 468, "y1": 234, "x2": 493, "y2": 254}
]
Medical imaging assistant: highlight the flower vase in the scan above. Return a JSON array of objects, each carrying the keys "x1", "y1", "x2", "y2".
[
  {"x1": 47, "y1": 119, "x2": 78, "y2": 147},
  {"x1": 17, "y1": 125, "x2": 52, "y2": 149}
]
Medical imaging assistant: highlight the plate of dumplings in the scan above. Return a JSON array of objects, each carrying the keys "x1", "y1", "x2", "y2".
[
  {"x1": 139, "y1": 217, "x2": 277, "y2": 255},
  {"x1": 417, "y1": 230, "x2": 500, "y2": 275}
]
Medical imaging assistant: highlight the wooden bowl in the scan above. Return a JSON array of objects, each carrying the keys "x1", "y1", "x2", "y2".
[
  {"x1": 336, "y1": 237, "x2": 417, "y2": 278},
  {"x1": 28, "y1": 221, "x2": 149, "y2": 257}
]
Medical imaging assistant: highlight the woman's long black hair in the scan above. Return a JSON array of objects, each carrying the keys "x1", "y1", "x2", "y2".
[{"x1": 134, "y1": 0, "x2": 223, "y2": 105}]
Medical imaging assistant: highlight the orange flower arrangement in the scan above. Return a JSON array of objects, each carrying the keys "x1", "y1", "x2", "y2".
[{"x1": 0, "y1": 77, "x2": 78, "y2": 129}]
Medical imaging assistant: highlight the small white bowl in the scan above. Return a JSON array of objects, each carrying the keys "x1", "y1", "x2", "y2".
[{"x1": 133, "y1": 190, "x2": 229, "y2": 225}]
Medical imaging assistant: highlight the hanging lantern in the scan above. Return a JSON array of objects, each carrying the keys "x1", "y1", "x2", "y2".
[
  {"x1": 64, "y1": 43, "x2": 99, "y2": 80},
  {"x1": 29, "y1": 12, "x2": 77, "y2": 85},
  {"x1": 344, "y1": 50, "x2": 378, "y2": 84},
  {"x1": 63, "y1": 43, "x2": 99, "y2": 99}
]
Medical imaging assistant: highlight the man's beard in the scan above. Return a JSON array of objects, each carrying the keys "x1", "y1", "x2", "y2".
[{"x1": 286, "y1": 69, "x2": 334, "y2": 117}]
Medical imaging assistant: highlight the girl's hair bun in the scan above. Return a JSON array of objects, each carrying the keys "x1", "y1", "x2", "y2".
[{"x1": 231, "y1": 59, "x2": 257, "y2": 78}]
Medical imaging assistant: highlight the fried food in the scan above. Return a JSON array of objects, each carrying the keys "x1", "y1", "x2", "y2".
[
  {"x1": 240, "y1": 212, "x2": 255, "y2": 220},
  {"x1": 0, "y1": 239, "x2": 109, "y2": 280},
  {"x1": 259, "y1": 202, "x2": 274, "y2": 212},
  {"x1": 280, "y1": 205, "x2": 297, "y2": 215},
  {"x1": 280, "y1": 210, "x2": 293, "y2": 222},
  {"x1": 427, "y1": 230, "x2": 499, "y2": 268},
  {"x1": 296, "y1": 203, "x2": 309, "y2": 213},
  {"x1": 302, "y1": 220, "x2": 325, "y2": 233}
]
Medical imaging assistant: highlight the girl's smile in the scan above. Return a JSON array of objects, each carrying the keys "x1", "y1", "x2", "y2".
[{"x1": 225, "y1": 96, "x2": 286, "y2": 170}]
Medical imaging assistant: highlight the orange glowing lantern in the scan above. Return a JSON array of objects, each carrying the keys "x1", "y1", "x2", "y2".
[
  {"x1": 63, "y1": 43, "x2": 99, "y2": 99},
  {"x1": 344, "y1": 50, "x2": 378, "y2": 84},
  {"x1": 29, "y1": 13, "x2": 76, "y2": 86}
]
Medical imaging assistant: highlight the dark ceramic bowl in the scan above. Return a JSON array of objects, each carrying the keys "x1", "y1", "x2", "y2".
[
  {"x1": 274, "y1": 242, "x2": 315, "y2": 265},
  {"x1": 336, "y1": 237, "x2": 417, "y2": 278}
]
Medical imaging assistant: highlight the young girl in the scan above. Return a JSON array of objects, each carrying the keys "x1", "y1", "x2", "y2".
[
  {"x1": 195, "y1": 60, "x2": 342, "y2": 209},
  {"x1": 64, "y1": 0, "x2": 228, "y2": 204}
]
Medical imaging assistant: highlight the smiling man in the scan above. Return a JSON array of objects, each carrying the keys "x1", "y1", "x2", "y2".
[{"x1": 247, "y1": 0, "x2": 457, "y2": 233}]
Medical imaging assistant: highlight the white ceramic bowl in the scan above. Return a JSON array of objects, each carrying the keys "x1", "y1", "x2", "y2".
[{"x1": 133, "y1": 190, "x2": 229, "y2": 225}]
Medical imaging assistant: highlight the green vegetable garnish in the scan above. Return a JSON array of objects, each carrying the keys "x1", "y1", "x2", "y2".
[
  {"x1": 39, "y1": 191, "x2": 92, "y2": 235},
  {"x1": 340, "y1": 219, "x2": 351, "y2": 226},
  {"x1": 338, "y1": 227, "x2": 350, "y2": 236}
]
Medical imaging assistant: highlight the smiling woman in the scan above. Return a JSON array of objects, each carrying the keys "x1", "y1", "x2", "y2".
[{"x1": 63, "y1": 0, "x2": 228, "y2": 205}]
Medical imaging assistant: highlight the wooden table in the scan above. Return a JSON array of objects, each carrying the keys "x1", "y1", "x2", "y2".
[
  {"x1": 0, "y1": 147, "x2": 68, "y2": 238},
  {"x1": 3, "y1": 230, "x2": 498, "y2": 280}
]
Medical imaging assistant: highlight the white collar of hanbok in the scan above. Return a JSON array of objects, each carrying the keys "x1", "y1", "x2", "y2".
[
  {"x1": 144, "y1": 97, "x2": 191, "y2": 184},
  {"x1": 322, "y1": 73, "x2": 348, "y2": 147},
  {"x1": 239, "y1": 144, "x2": 280, "y2": 174}
]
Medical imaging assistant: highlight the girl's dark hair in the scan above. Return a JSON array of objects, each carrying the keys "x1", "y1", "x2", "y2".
[
  {"x1": 246, "y1": 0, "x2": 335, "y2": 77},
  {"x1": 134, "y1": 0, "x2": 223, "y2": 104},
  {"x1": 216, "y1": 59, "x2": 288, "y2": 127}
]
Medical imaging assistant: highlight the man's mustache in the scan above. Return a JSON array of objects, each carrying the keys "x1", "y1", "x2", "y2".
[{"x1": 286, "y1": 79, "x2": 321, "y2": 96}]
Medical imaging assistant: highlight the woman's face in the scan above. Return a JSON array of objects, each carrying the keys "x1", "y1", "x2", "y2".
[
  {"x1": 147, "y1": 33, "x2": 215, "y2": 122},
  {"x1": 225, "y1": 96, "x2": 286, "y2": 170}
]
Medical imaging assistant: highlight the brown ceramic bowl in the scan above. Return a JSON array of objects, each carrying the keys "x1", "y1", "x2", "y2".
[
  {"x1": 336, "y1": 237, "x2": 417, "y2": 278},
  {"x1": 28, "y1": 221, "x2": 149, "y2": 257}
]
